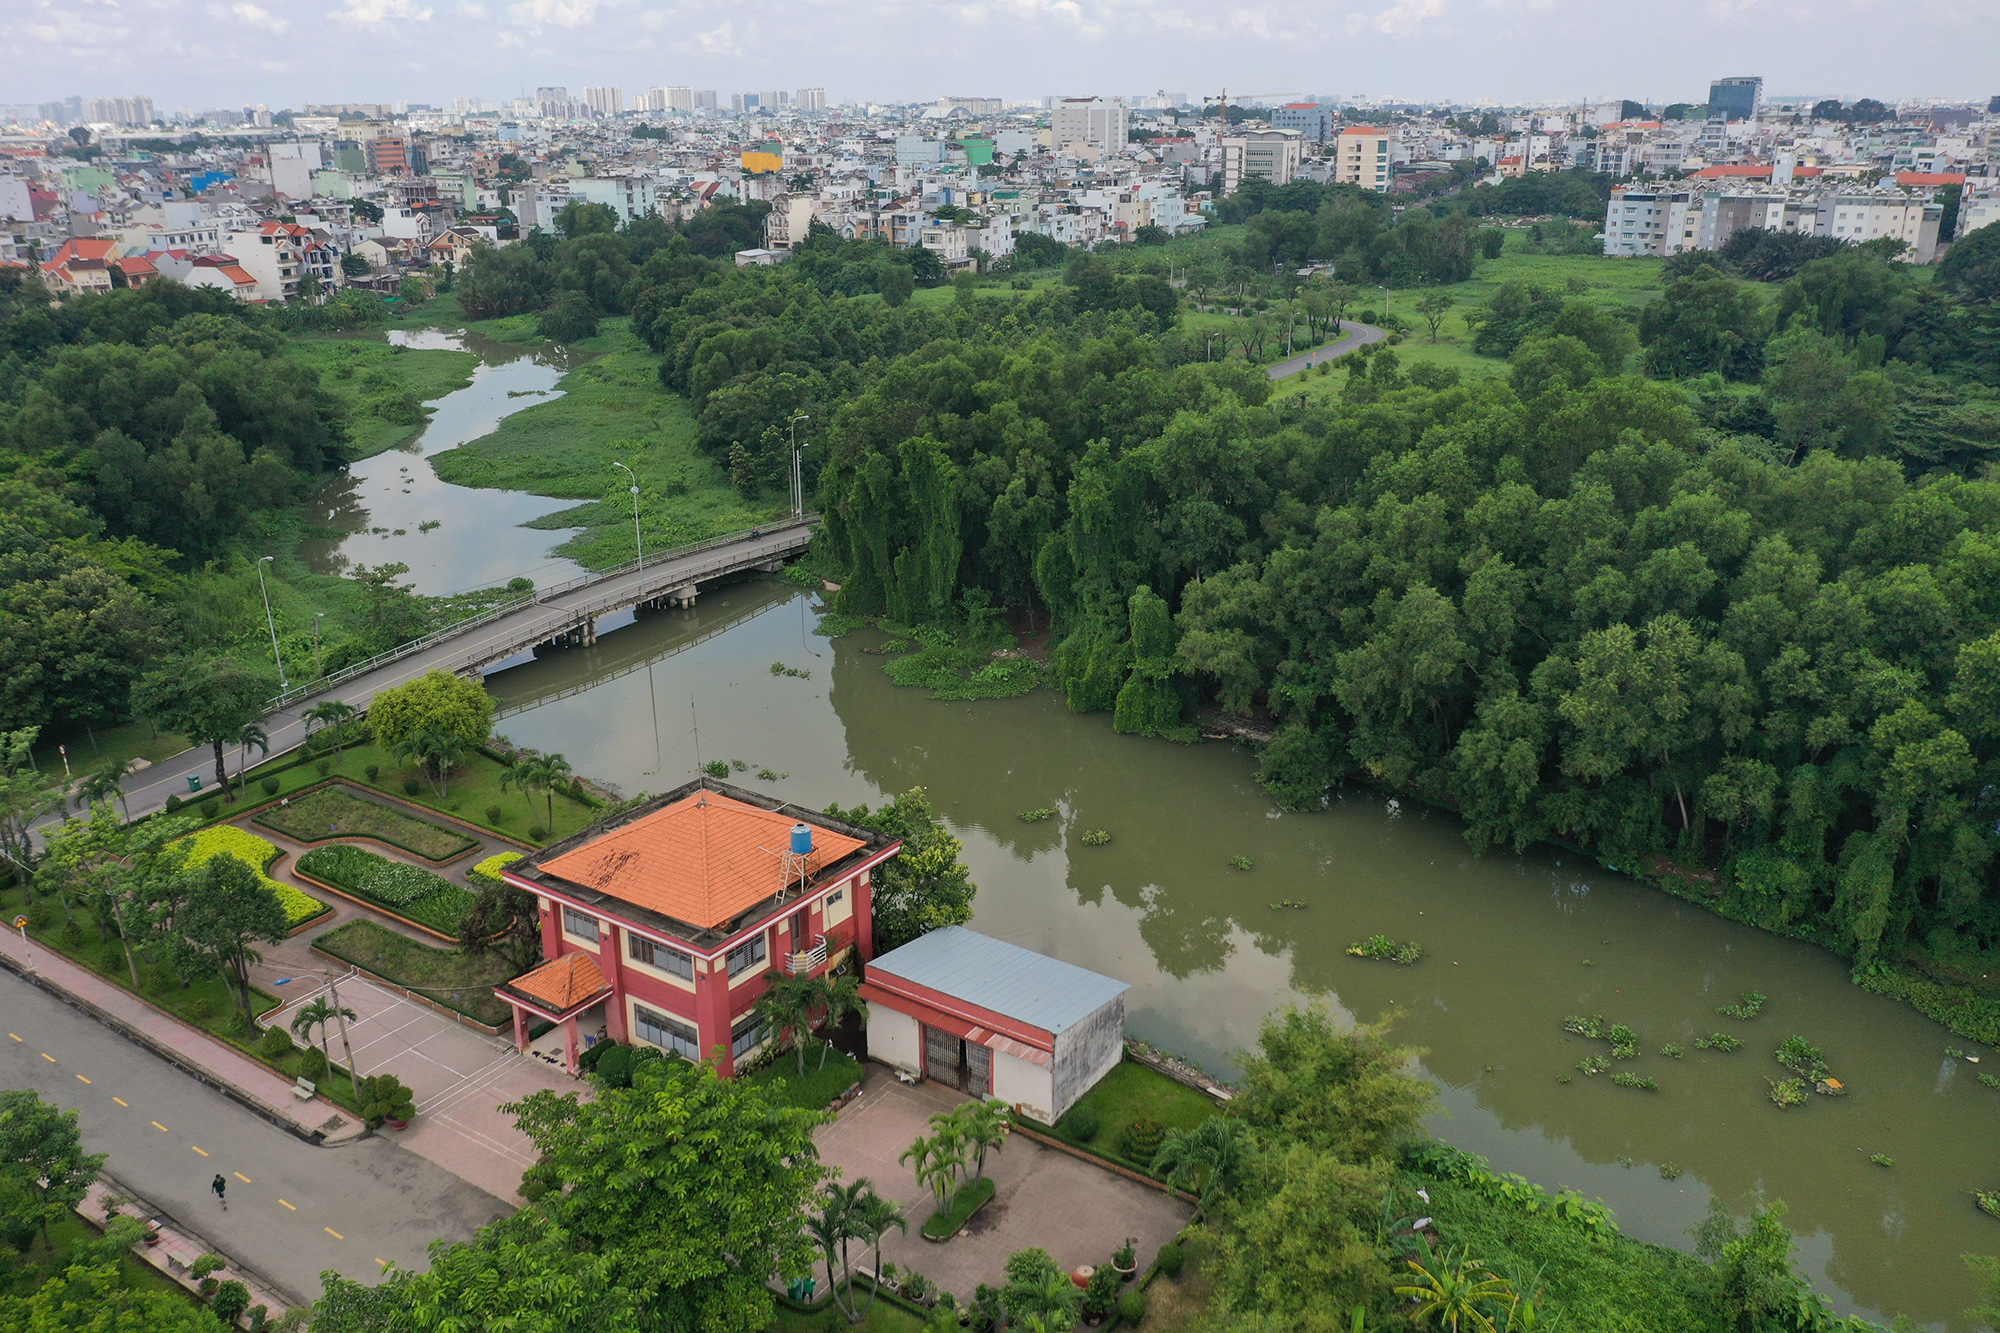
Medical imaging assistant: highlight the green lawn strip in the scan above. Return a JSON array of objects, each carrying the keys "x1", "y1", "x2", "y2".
[
  {"x1": 313, "y1": 920, "x2": 514, "y2": 1027},
  {"x1": 741, "y1": 1049, "x2": 866, "y2": 1111},
  {"x1": 254, "y1": 785, "x2": 478, "y2": 862},
  {"x1": 770, "y1": 1284, "x2": 932, "y2": 1333},
  {"x1": 1044, "y1": 1059, "x2": 1220, "y2": 1172},
  {"x1": 919, "y1": 1175, "x2": 996, "y2": 1240},
  {"x1": 426, "y1": 320, "x2": 782, "y2": 570},
  {"x1": 28, "y1": 719, "x2": 190, "y2": 781},
  {"x1": 295, "y1": 844, "x2": 475, "y2": 937},
  {"x1": 286, "y1": 335, "x2": 481, "y2": 460}
]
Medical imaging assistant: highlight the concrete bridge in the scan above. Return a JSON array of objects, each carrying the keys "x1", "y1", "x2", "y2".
[{"x1": 112, "y1": 520, "x2": 816, "y2": 821}]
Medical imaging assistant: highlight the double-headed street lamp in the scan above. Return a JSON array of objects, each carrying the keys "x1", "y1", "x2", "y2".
[
  {"x1": 610, "y1": 461, "x2": 643, "y2": 569},
  {"x1": 256, "y1": 556, "x2": 288, "y2": 691},
  {"x1": 787, "y1": 413, "x2": 811, "y2": 521}
]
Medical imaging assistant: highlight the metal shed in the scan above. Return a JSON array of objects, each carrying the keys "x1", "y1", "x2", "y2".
[{"x1": 860, "y1": 926, "x2": 1129, "y2": 1123}]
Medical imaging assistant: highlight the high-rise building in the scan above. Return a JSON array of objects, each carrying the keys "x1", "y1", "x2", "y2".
[
  {"x1": 1051, "y1": 97, "x2": 1129, "y2": 152},
  {"x1": 1331, "y1": 125, "x2": 1394, "y2": 192},
  {"x1": 796, "y1": 88, "x2": 827, "y2": 113},
  {"x1": 943, "y1": 96, "x2": 1001, "y2": 114},
  {"x1": 38, "y1": 96, "x2": 85, "y2": 126},
  {"x1": 1708, "y1": 76, "x2": 1763, "y2": 122},
  {"x1": 535, "y1": 86, "x2": 571, "y2": 119},
  {"x1": 1220, "y1": 129, "x2": 1305, "y2": 193},
  {"x1": 584, "y1": 86, "x2": 624, "y2": 117},
  {"x1": 84, "y1": 95, "x2": 155, "y2": 126},
  {"x1": 694, "y1": 90, "x2": 718, "y2": 110},
  {"x1": 1271, "y1": 102, "x2": 1334, "y2": 142}
]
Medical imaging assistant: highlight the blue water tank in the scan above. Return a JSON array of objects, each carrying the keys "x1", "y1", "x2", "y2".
[{"x1": 790, "y1": 823, "x2": 814, "y2": 856}]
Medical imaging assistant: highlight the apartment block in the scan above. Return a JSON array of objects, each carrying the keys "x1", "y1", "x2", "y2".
[
  {"x1": 1333, "y1": 126, "x2": 1393, "y2": 192},
  {"x1": 1220, "y1": 130, "x2": 1304, "y2": 194},
  {"x1": 1271, "y1": 103, "x2": 1334, "y2": 143},
  {"x1": 1603, "y1": 186, "x2": 1697, "y2": 257},
  {"x1": 1052, "y1": 98, "x2": 1129, "y2": 152}
]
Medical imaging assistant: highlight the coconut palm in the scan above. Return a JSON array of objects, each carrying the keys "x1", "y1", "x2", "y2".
[
  {"x1": 231, "y1": 722, "x2": 270, "y2": 796},
  {"x1": 755, "y1": 971, "x2": 828, "y2": 1074},
  {"x1": 807, "y1": 1179, "x2": 870, "y2": 1322},
  {"x1": 290, "y1": 995, "x2": 355, "y2": 1068},
  {"x1": 506, "y1": 750, "x2": 572, "y2": 831},
  {"x1": 852, "y1": 1187, "x2": 908, "y2": 1317},
  {"x1": 1395, "y1": 1248, "x2": 1516, "y2": 1333},
  {"x1": 500, "y1": 748, "x2": 543, "y2": 823},
  {"x1": 1151, "y1": 1115, "x2": 1249, "y2": 1221},
  {"x1": 899, "y1": 1132, "x2": 960, "y2": 1211},
  {"x1": 957, "y1": 1098, "x2": 1012, "y2": 1182},
  {"x1": 74, "y1": 758, "x2": 136, "y2": 822}
]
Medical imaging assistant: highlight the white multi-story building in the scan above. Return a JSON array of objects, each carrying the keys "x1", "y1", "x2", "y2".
[
  {"x1": 1814, "y1": 188, "x2": 1942, "y2": 261},
  {"x1": 919, "y1": 221, "x2": 971, "y2": 266},
  {"x1": 1602, "y1": 186, "x2": 1697, "y2": 257},
  {"x1": 1052, "y1": 98, "x2": 1129, "y2": 153},
  {"x1": 1960, "y1": 191, "x2": 2000, "y2": 240},
  {"x1": 568, "y1": 176, "x2": 661, "y2": 225},
  {"x1": 1332, "y1": 125, "x2": 1394, "y2": 192},
  {"x1": 1219, "y1": 130, "x2": 1304, "y2": 194},
  {"x1": 796, "y1": 88, "x2": 827, "y2": 113},
  {"x1": 583, "y1": 87, "x2": 624, "y2": 117}
]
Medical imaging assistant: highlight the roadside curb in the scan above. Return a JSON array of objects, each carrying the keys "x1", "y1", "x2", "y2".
[
  {"x1": 82, "y1": 1172, "x2": 303, "y2": 1315},
  {"x1": 0, "y1": 946, "x2": 362, "y2": 1149}
]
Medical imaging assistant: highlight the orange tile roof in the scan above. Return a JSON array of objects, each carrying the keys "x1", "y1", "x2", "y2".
[
  {"x1": 540, "y1": 790, "x2": 868, "y2": 930},
  {"x1": 1896, "y1": 171, "x2": 1965, "y2": 186},
  {"x1": 506, "y1": 951, "x2": 609, "y2": 1014},
  {"x1": 1341, "y1": 125, "x2": 1387, "y2": 135}
]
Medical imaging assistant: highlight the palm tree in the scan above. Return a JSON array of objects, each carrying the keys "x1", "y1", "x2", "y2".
[
  {"x1": 899, "y1": 1133, "x2": 960, "y2": 1212},
  {"x1": 957, "y1": 1098, "x2": 1012, "y2": 1182},
  {"x1": 806, "y1": 1179, "x2": 870, "y2": 1322},
  {"x1": 500, "y1": 748, "x2": 542, "y2": 823},
  {"x1": 756, "y1": 972, "x2": 828, "y2": 1074},
  {"x1": 290, "y1": 995, "x2": 355, "y2": 1068},
  {"x1": 1151, "y1": 1115, "x2": 1249, "y2": 1221},
  {"x1": 852, "y1": 1188, "x2": 908, "y2": 1318},
  {"x1": 232, "y1": 722, "x2": 270, "y2": 796},
  {"x1": 815, "y1": 974, "x2": 864, "y2": 1070},
  {"x1": 395, "y1": 727, "x2": 471, "y2": 797},
  {"x1": 506, "y1": 750, "x2": 573, "y2": 831},
  {"x1": 303, "y1": 700, "x2": 357, "y2": 763},
  {"x1": 1394, "y1": 1248, "x2": 1516, "y2": 1333},
  {"x1": 74, "y1": 758, "x2": 136, "y2": 822}
]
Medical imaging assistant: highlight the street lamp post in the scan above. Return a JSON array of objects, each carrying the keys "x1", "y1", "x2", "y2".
[
  {"x1": 256, "y1": 556, "x2": 288, "y2": 691},
  {"x1": 312, "y1": 613, "x2": 326, "y2": 679},
  {"x1": 787, "y1": 414, "x2": 811, "y2": 521},
  {"x1": 610, "y1": 461, "x2": 643, "y2": 569}
]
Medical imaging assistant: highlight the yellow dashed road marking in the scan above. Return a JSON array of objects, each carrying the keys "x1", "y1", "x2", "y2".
[
  {"x1": 112, "y1": 1097, "x2": 128, "y2": 1107},
  {"x1": 324, "y1": 1227, "x2": 344, "y2": 1240},
  {"x1": 40, "y1": 1053, "x2": 55, "y2": 1062},
  {"x1": 233, "y1": 1172, "x2": 251, "y2": 1184},
  {"x1": 7, "y1": 1033, "x2": 19, "y2": 1041},
  {"x1": 151, "y1": 1121, "x2": 168, "y2": 1132},
  {"x1": 75, "y1": 1074, "x2": 90, "y2": 1084},
  {"x1": 191, "y1": 1146, "x2": 209, "y2": 1157},
  {"x1": 278, "y1": 1199, "x2": 296, "y2": 1211}
]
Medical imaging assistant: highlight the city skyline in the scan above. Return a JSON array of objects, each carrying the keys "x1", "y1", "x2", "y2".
[{"x1": 15, "y1": 0, "x2": 1996, "y2": 113}]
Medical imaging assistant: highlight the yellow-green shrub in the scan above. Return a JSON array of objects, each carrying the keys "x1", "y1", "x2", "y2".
[
  {"x1": 175, "y1": 825, "x2": 327, "y2": 926},
  {"x1": 468, "y1": 850, "x2": 523, "y2": 888}
]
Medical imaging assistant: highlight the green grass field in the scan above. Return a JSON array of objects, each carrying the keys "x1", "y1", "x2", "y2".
[
  {"x1": 1044, "y1": 1058, "x2": 1219, "y2": 1169},
  {"x1": 427, "y1": 319, "x2": 777, "y2": 568},
  {"x1": 287, "y1": 335, "x2": 481, "y2": 459},
  {"x1": 313, "y1": 919, "x2": 515, "y2": 1024},
  {"x1": 254, "y1": 785, "x2": 479, "y2": 861}
]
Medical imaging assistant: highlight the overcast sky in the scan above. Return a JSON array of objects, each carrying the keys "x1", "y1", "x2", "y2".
[{"x1": 17, "y1": 0, "x2": 1997, "y2": 112}]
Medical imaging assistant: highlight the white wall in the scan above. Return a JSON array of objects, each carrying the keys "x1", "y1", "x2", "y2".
[
  {"x1": 992, "y1": 1049, "x2": 1055, "y2": 1123},
  {"x1": 867, "y1": 1001, "x2": 922, "y2": 1074}
]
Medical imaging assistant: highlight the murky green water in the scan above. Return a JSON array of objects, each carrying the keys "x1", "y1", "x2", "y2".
[
  {"x1": 484, "y1": 580, "x2": 2000, "y2": 1329},
  {"x1": 298, "y1": 328, "x2": 589, "y2": 596}
]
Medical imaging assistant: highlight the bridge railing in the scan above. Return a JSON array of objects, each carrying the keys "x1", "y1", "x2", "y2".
[{"x1": 268, "y1": 516, "x2": 818, "y2": 711}]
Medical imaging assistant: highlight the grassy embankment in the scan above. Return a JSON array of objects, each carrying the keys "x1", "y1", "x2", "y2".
[
  {"x1": 427, "y1": 317, "x2": 778, "y2": 569},
  {"x1": 285, "y1": 335, "x2": 481, "y2": 459}
]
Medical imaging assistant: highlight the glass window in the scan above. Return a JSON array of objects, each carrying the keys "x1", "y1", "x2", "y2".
[
  {"x1": 561, "y1": 906, "x2": 599, "y2": 943},
  {"x1": 726, "y1": 934, "x2": 768, "y2": 977},
  {"x1": 825, "y1": 889, "x2": 844, "y2": 908},
  {"x1": 731, "y1": 1013, "x2": 768, "y2": 1058},
  {"x1": 628, "y1": 934, "x2": 693, "y2": 980},
  {"x1": 634, "y1": 1004, "x2": 699, "y2": 1060}
]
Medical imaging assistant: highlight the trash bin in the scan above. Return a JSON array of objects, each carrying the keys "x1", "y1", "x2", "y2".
[{"x1": 187, "y1": 774, "x2": 202, "y2": 793}]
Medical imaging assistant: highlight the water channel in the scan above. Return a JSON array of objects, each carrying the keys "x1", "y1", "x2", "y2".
[{"x1": 334, "y1": 332, "x2": 2000, "y2": 1329}]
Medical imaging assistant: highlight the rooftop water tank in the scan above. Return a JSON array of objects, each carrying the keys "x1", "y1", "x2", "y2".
[{"x1": 790, "y1": 823, "x2": 814, "y2": 856}]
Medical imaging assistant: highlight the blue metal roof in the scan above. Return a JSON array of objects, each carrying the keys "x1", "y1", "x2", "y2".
[{"x1": 868, "y1": 926, "x2": 1129, "y2": 1035}]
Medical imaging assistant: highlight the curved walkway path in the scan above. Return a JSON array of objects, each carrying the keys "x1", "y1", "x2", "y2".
[{"x1": 1265, "y1": 318, "x2": 1387, "y2": 380}]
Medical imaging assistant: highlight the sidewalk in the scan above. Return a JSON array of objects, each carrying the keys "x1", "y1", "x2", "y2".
[
  {"x1": 79, "y1": 1178, "x2": 294, "y2": 1322},
  {"x1": 0, "y1": 926, "x2": 363, "y2": 1146}
]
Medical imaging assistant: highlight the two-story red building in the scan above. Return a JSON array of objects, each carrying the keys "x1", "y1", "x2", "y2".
[{"x1": 494, "y1": 778, "x2": 902, "y2": 1076}]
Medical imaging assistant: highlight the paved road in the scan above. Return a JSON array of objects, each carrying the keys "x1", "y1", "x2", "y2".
[
  {"x1": 108, "y1": 524, "x2": 810, "y2": 823},
  {"x1": 1265, "y1": 319, "x2": 1387, "y2": 380},
  {"x1": 1, "y1": 967, "x2": 510, "y2": 1303}
]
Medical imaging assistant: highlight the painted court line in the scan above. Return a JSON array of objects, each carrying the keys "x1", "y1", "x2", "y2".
[
  {"x1": 40, "y1": 1052, "x2": 55, "y2": 1062},
  {"x1": 233, "y1": 1172, "x2": 252, "y2": 1183},
  {"x1": 324, "y1": 1227, "x2": 344, "y2": 1240},
  {"x1": 151, "y1": 1121, "x2": 168, "y2": 1132}
]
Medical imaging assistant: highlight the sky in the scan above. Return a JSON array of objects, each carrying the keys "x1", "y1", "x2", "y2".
[{"x1": 15, "y1": 0, "x2": 1998, "y2": 111}]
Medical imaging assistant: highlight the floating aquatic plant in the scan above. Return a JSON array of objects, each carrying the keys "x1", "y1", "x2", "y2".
[
  {"x1": 1616, "y1": 1155, "x2": 1634, "y2": 1168},
  {"x1": 1556, "y1": 1073, "x2": 1573, "y2": 1084},
  {"x1": 1694, "y1": 1033, "x2": 1741, "y2": 1052},
  {"x1": 1659, "y1": 1163, "x2": 1684, "y2": 1181},
  {"x1": 1979, "y1": 1073, "x2": 2000, "y2": 1091},
  {"x1": 1717, "y1": 991, "x2": 1767, "y2": 1020},
  {"x1": 1079, "y1": 829, "x2": 1111, "y2": 846},
  {"x1": 1563, "y1": 1015, "x2": 1605, "y2": 1039},
  {"x1": 756, "y1": 769, "x2": 784, "y2": 782},
  {"x1": 417, "y1": 519, "x2": 441, "y2": 532},
  {"x1": 1869, "y1": 1154, "x2": 1893, "y2": 1168},
  {"x1": 1227, "y1": 854, "x2": 1253, "y2": 870},
  {"x1": 1347, "y1": 934, "x2": 1422, "y2": 965},
  {"x1": 1577, "y1": 1055, "x2": 1610, "y2": 1077},
  {"x1": 1608, "y1": 1023, "x2": 1638, "y2": 1060},
  {"x1": 768, "y1": 662, "x2": 811, "y2": 678},
  {"x1": 1775, "y1": 1036, "x2": 1832, "y2": 1083},
  {"x1": 1610, "y1": 1073, "x2": 1658, "y2": 1091},
  {"x1": 1660, "y1": 1044, "x2": 1685, "y2": 1059},
  {"x1": 1768, "y1": 1077, "x2": 1809, "y2": 1109},
  {"x1": 1978, "y1": 1191, "x2": 2000, "y2": 1219},
  {"x1": 1267, "y1": 898, "x2": 1307, "y2": 910},
  {"x1": 1018, "y1": 808, "x2": 1057, "y2": 823}
]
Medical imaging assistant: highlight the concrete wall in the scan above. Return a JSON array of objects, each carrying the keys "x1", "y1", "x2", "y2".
[
  {"x1": 993, "y1": 1048, "x2": 1055, "y2": 1122},
  {"x1": 1049, "y1": 994, "x2": 1126, "y2": 1122},
  {"x1": 868, "y1": 1001, "x2": 922, "y2": 1074}
]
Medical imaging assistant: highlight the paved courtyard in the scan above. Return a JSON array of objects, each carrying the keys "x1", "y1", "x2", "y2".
[{"x1": 815, "y1": 1074, "x2": 1191, "y2": 1301}]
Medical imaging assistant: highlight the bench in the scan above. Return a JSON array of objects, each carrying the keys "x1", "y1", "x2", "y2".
[{"x1": 293, "y1": 1077, "x2": 316, "y2": 1101}]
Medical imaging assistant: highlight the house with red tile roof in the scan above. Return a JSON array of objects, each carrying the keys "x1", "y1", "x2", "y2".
[
  {"x1": 40, "y1": 237, "x2": 119, "y2": 296},
  {"x1": 497, "y1": 778, "x2": 902, "y2": 1075}
]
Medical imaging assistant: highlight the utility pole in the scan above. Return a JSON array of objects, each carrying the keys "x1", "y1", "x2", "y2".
[
  {"x1": 787, "y1": 413, "x2": 811, "y2": 521},
  {"x1": 256, "y1": 556, "x2": 288, "y2": 691},
  {"x1": 611, "y1": 461, "x2": 643, "y2": 569}
]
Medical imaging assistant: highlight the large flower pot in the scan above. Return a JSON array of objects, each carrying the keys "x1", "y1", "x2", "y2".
[
  {"x1": 1071, "y1": 1265, "x2": 1095, "y2": 1290},
  {"x1": 385, "y1": 1118, "x2": 410, "y2": 1130}
]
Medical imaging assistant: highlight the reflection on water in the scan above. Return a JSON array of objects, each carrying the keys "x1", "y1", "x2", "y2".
[
  {"x1": 298, "y1": 328, "x2": 590, "y2": 596},
  {"x1": 484, "y1": 583, "x2": 1993, "y2": 1330}
]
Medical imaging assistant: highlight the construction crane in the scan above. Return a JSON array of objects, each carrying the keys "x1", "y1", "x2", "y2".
[{"x1": 1201, "y1": 89, "x2": 1308, "y2": 126}]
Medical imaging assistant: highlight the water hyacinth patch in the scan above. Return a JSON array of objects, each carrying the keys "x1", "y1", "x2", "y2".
[
  {"x1": 1769, "y1": 1077, "x2": 1809, "y2": 1108},
  {"x1": 1694, "y1": 1033, "x2": 1742, "y2": 1052},
  {"x1": 1348, "y1": 935, "x2": 1422, "y2": 965},
  {"x1": 1610, "y1": 1072, "x2": 1658, "y2": 1091},
  {"x1": 1718, "y1": 991, "x2": 1767, "y2": 1020}
]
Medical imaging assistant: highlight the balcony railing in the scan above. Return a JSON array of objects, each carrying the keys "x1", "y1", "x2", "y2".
[{"x1": 786, "y1": 936, "x2": 829, "y2": 975}]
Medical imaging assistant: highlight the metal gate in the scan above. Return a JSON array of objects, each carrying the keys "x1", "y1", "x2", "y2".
[
  {"x1": 923, "y1": 1024, "x2": 962, "y2": 1087},
  {"x1": 964, "y1": 1041, "x2": 991, "y2": 1097}
]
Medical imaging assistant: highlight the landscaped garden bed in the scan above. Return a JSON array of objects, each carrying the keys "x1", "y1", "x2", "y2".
[
  {"x1": 313, "y1": 919, "x2": 515, "y2": 1027},
  {"x1": 742, "y1": 1050, "x2": 867, "y2": 1111},
  {"x1": 254, "y1": 784, "x2": 479, "y2": 862},
  {"x1": 920, "y1": 1175, "x2": 997, "y2": 1240},
  {"x1": 1041, "y1": 1058, "x2": 1220, "y2": 1175},
  {"x1": 172, "y1": 825, "x2": 327, "y2": 927},
  {"x1": 295, "y1": 844, "x2": 476, "y2": 938}
]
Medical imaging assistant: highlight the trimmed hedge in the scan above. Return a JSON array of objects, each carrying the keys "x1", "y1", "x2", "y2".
[
  {"x1": 297, "y1": 844, "x2": 475, "y2": 936},
  {"x1": 469, "y1": 850, "x2": 524, "y2": 888},
  {"x1": 174, "y1": 825, "x2": 326, "y2": 926}
]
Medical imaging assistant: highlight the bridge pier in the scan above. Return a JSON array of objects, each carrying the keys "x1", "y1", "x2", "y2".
[
  {"x1": 755, "y1": 559, "x2": 784, "y2": 574},
  {"x1": 663, "y1": 582, "x2": 698, "y2": 608}
]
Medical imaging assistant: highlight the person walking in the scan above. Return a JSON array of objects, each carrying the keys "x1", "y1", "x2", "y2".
[{"x1": 211, "y1": 1173, "x2": 227, "y2": 1210}]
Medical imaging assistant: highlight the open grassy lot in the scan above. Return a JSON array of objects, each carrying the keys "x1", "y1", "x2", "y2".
[
  {"x1": 427, "y1": 319, "x2": 776, "y2": 569},
  {"x1": 27, "y1": 718, "x2": 189, "y2": 781},
  {"x1": 314, "y1": 919, "x2": 515, "y2": 1025},
  {"x1": 1042, "y1": 1059, "x2": 1219, "y2": 1171},
  {"x1": 255, "y1": 784, "x2": 479, "y2": 861},
  {"x1": 287, "y1": 335, "x2": 481, "y2": 459}
]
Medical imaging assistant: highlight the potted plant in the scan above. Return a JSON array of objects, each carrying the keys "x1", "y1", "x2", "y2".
[
  {"x1": 878, "y1": 1261, "x2": 902, "y2": 1295},
  {"x1": 358, "y1": 1073, "x2": 417, "y2": 1129},
  {"x1": 1112, "y1": 1238, "x2": 1137, "y2": 1283},
  {"x1": 1081, "y1": 1265, "x2": 1119, "y2": 1327}
]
